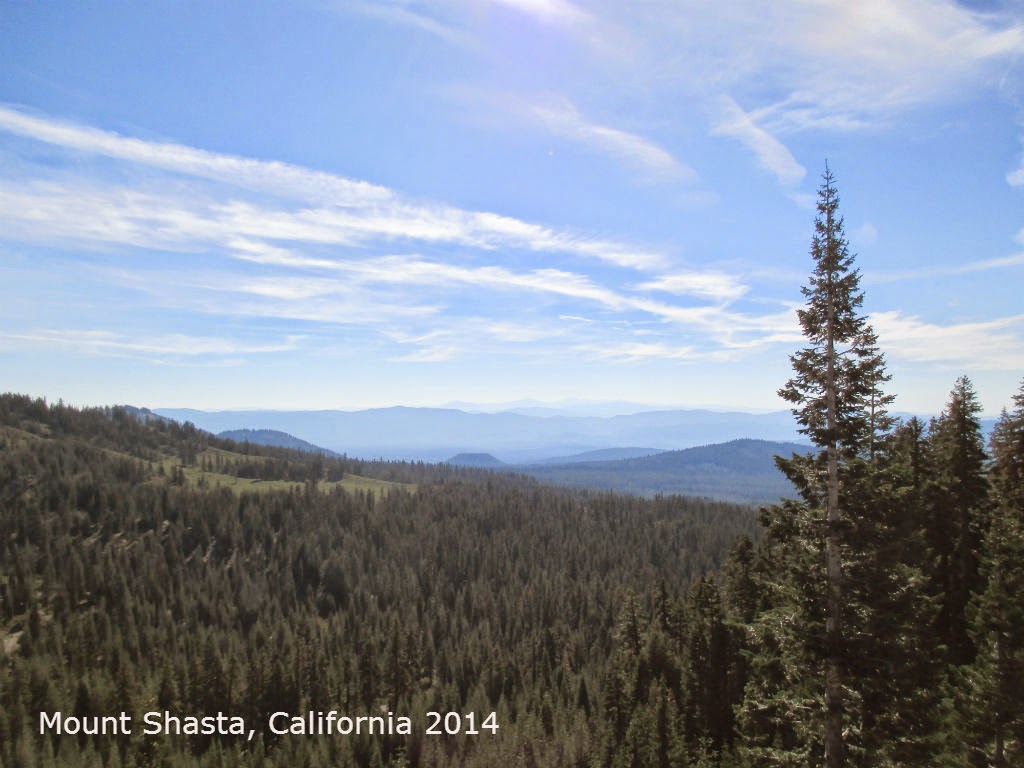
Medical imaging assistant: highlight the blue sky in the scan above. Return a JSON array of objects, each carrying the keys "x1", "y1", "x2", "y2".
[{"x1": 2, "y1": 0, "x2": 1023, "y2": 415}]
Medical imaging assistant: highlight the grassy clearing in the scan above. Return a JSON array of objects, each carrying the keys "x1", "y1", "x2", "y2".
[
  {"x1": 334, "y1": 473, "x2": 416, "y2": 497},
  {"x1": 0, "y1": 424, "x2": 48, "y2": 445},
  {"x1": 177, "y1": 466, "x2": 414, "y2": 497},
  {"x1": 3, "y1": 428, "x2": 415, "y2": 499}
]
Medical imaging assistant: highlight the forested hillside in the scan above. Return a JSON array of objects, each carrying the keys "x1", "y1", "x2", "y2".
[{"x1": 0, "y1": 393, "x2": 760, "y2": 767}]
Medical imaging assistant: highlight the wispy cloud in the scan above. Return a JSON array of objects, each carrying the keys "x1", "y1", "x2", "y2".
[
  {"x1": 13, "y1": 103, "x2": 1008, "y2": 376},
  {"x1": 241, "y1": 253, "x2": 635, "y2": 309},
  {"x1": 451, "y1": 88, "x2": 697, "y2": 186},
  {"x1": 640, "y1": 1, "x2": 1024, "y2": 131},
  {"x1": 343, "y1": 1, "x2": 474, "y2": 48},
  {"x1": 337, "y1": 1, "x2": 1023, "y2": 192},
  {"x1": 522, "y1": 96, "x2": 696, "y2": 182},
  {"x1": 872, "y1": 310, "x2": 1024, "y2": 370},
  {"x1": 578, "y1": 340, "x2": 698, "y2": 363},
  {"x1": 111, "y1": 267, "x2": 443, "y2": 326},
  {"x1": 771, "y1": 0, "x2": 1024, "y2": 126},
  {"x1": 382, "y1": 318, "x2": 563, "y2": 362},
  {"x1": 0, "y1": 105, "x2": 392, "y2": 205},
  {"x1": 633, "y1": 271, "x2": 748, "y2": 303},
  {"x1": 482, "y1": 321, "x2": 560, "y2": 343},
  {"x1": 712, "y1": 96, "x2": 805, "y2": 187},
  {"x1": 866, "y1": 252, "x2": 1024, "y2": 283},
  {"x1": 0, "y1": 105, "x2": 666, "y2": 270},
  {"x1": 390, "y1": 344, "x2": 462, "y2": 363},
  {"x1": 26, "y1": 103, "x2": 1003, "y2": 377},
  {"x1": 0, "y1": 329, "x2": 303, "y2": 358},
  {"x1": 98, "y1": 251, "x2": 797, "y2": 363},
  {"x1": 490, "y1": 0, "x2": 589, "y2": 26}
]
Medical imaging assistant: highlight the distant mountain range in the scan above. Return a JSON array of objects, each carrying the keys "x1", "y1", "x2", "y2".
[
  {"x1": 148, "y1": 404, "x2": 999, "y2": 505},
  {"x1": 155, "y1": 405, "x2": 805, "y2": 463}
]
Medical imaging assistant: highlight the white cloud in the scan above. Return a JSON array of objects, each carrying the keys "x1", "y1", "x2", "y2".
[
  {"x1": 712, "y1": 96, "x2": 806, "y2": 187},
  {"x1": 233, "y1": 276, "x2": 346, "y2": 301},
  {"x1": 228, "y1": 238, "x2": 339, "y2": 269},
  {"x1": 0, "y1": 329, "x2": 303, "y2": 358},
  {"x1": 384, "y1": 319, "x2": 561, "y2": 362},
  {"x1": 0, "y1": 105, "x2": 393, "y2": 206},
  {"x1": 343, "y1": 256, "x2": 639, "y2": 309},
  {"x1": 633, "y1": 271, "x2": 748, "y2": 303},
  {"x1": 483, "y1": 321, "x2": 559, "y2": 343},
  {"x1": 523, "y1": 97, "x2": 695, "y2": 182},
  {"x1": 224, "y1": 240, "x2": 631, "y2": 308},
  {"x1": 579, "y1": 340, "x2": 698, "y2": 363},
  {"x1": 872, "y1": 310, "x2": 1024, "y2": 370},
  {"x1": 461, "y1": 210, "x2": 667, "y2": 269},
  {"x1": 390, "y1": 345, "x2": 462, "y2": 363}
]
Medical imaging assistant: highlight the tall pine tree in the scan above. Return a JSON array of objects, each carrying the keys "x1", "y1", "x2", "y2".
[{"x1": 742, "y1": 165, "x2": 897, "y2": 767}]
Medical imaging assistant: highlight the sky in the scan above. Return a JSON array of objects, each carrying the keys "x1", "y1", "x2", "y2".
[{"x1": 1, "y1": 0, "x2": 1023, "y2": 416}]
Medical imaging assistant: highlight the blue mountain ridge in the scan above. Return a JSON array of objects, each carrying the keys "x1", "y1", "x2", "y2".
[{"x1": 155, "y1": 405, "x2": 803, "y2": 463}]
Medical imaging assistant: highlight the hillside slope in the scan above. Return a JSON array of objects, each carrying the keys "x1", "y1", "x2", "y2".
[
  {"x1": 520, "y1": 438, "x2": 810, "y2": 504},
  {"x1": 218, "y1": 427, "x2": 342, "y2": 457}
]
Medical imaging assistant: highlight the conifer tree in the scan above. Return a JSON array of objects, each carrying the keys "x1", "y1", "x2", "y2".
[
  {"x1": 965, "y1": 380, "x2": 1024, "y2": 766},
  {"x1": 744, "y1": 165, "x2": 896, "y2": 767},
  {"x1": 924, "y1": 376, "x2": 990, "y2": 666}
]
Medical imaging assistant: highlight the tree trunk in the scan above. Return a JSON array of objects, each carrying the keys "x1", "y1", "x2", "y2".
[
  {"x1": 824, "y1": 229, "x2": 844, "y2": 768},
  {"x1": 825, "y1": 474, "x2": 843, "y2": 767}
]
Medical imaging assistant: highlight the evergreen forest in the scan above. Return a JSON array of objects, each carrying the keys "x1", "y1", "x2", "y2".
[{"x1": 2, "y1": 170, "x2": 1023, "y2": 767}]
